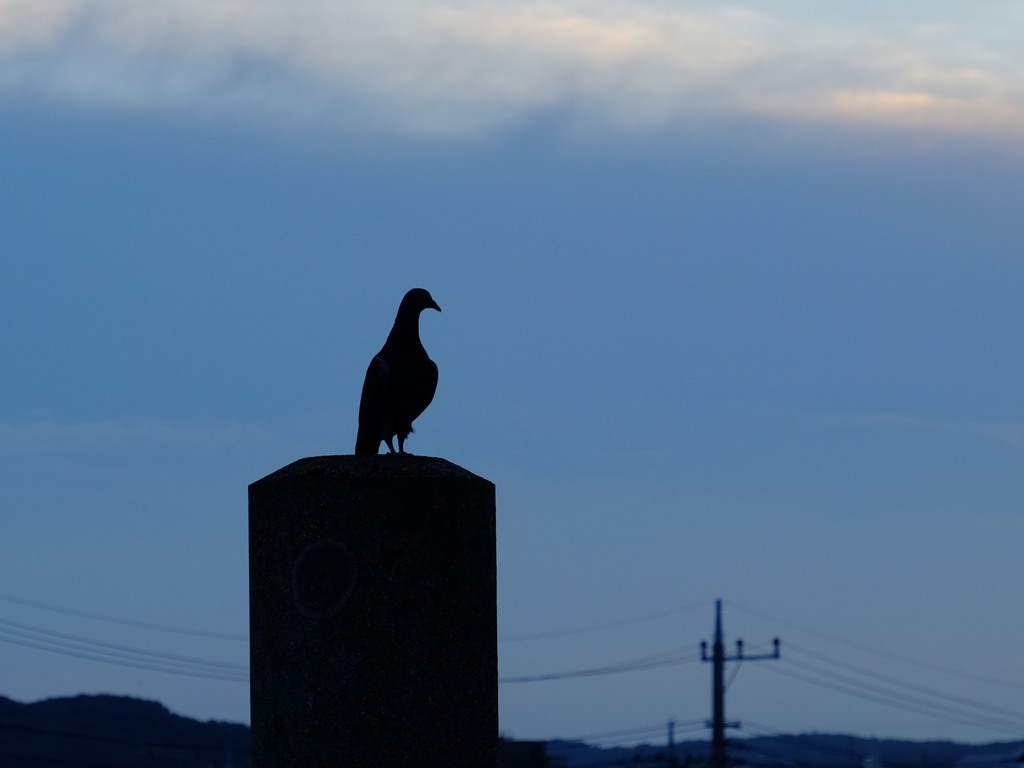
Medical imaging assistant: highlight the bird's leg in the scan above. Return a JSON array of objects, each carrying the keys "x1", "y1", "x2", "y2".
[
  {"x1": 385, "y1": 437, "x2": 397, "y2": 453},
  {"x1": 397, "y1": 434, "x2": 406, "y2": 454}
]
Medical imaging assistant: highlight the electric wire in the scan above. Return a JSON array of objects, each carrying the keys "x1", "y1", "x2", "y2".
[
  {"x1": 500, "y1": 599, "x2": 710, "y2": 643},
  {"x1": 1, "y1": 604, "x2": 705, "y2": 687},
  {"x1": 726, "y1": 599, "x2": 1024, "y2": 692},
  {"x1": 0, "y1": 590, "x2": 247, "y2": 642},
  {"x1": 771, "y1": 658, "x2": 1009, "y2": 734},
  {"x1": 557, "y1": 719, "x2": 705, "y2": 746},
  {"x1": 499, "y1": 647, "x2": 701, "y2": 684},
  {"x1": 556, "y1": 756, "x2": 666, "y2": 768},
  {"x1": 547, "y1": 722, "x2": 682, "y2": 745},
  {"x1": 760, "y1": 656, "x2": 1024, "y2": 737},
  {"x1": 0, "y1": 615, "x2": 248, "y2": 673},
  {"x1": 546, "y1": 719, "x2": 708, "y2": 756},
  {"x1": 547, "y1": 723, "x2": 670, "y2": 750},
  {"x1": 0, "y1": 616, "x2": 248, "y2": 682},
  {"x1": 724, "y1": 659, "x2": 742, "y2": 692},
  {"x1": 0, "y1": 629, "x2": 249, "y2": 682},
  {"x1": 787, "y1": 641, "x2": 1024, "y2": 724},
  {"x1": 6, "y1": 588, "x2": 1021, "y2": 741},
  {"x1": 723, "y1": 600, "x2": 1024, "y2": 737}
]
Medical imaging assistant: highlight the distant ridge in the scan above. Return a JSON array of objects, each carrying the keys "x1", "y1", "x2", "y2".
[
  {"x1": 0, "y1": 694, "x2": 250, "y2": 768},
  {"x1": 546, "y1": 734, "x2": 1024, "y2": 768},
  {"x1": 1, "y1": 693, "x2": 1023, "y2": 767}
]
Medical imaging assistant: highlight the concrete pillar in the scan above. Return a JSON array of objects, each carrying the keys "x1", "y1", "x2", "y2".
[{"x1": 248, "y1": 455, "x2": 497, "y2": 768}]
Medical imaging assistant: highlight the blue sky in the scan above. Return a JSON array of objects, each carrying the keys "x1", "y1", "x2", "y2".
[{"x1": 2, "y1": 0, "x2": 1024, "y2": 746}]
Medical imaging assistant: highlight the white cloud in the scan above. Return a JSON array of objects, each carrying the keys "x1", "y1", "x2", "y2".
[
  {"x1": 0, "y1": 420, "x2": 269, "y2": 455},
  {"x1": 802, "y1": 410, "x2": 1024, "y2": 449},
  {"x1": 2, "y1": 0, "x2": 1024, "y2": 138},
  {"x1": 0, "y1": 0, "x2": 74, "y2": 47}
]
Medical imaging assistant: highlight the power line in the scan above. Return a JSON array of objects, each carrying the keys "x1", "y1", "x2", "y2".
[
  {"x1": 542, "y1": 719, "x2": 708, "y2": 755},
  {"x1": 499, "y1": 647, "x2": 700, "y2": 684},
  {"x1": 552, "y1": 722, "x2": 685, "y2": 743},
  {"x1": 0, "y1": 629, "x2": 249, "y2": 682},
  {"x1": 500, "y1": 599, "x2": 710, "y2": 643},
  {"x1": 760, "y1": 656, "x2": 1024, "y2": 737},
  {"x1": 786, "y1": 641, "x2": 1024, "y2": 724},
  {"x1": 0, "y1": 615, "x2": 248, "y2": 682},
  {"x1": 8, "y1": 589, "x2": 1021, "y2": 740},
  {"x1": 726, "y1": 599, "x2": 1024, "y2": 692},
  {"x1": 717, "y1": 599, "x2": 1024, "y2": 737},
  {"x1": 0, "y1": 615, "x2": 248, "y2": 673},
  {"x1": 547, "y1": 722, "x2": 672, "y2": 749},
  {"x1": 502, "y1": 596, "x2": 1024, "y2": 739},
  {"x1": 780, "y1": 655, "x2": 1024, "y2": 733},
  {"x1": 0, "y1": 590, "x2": 247, "y2": 642}
]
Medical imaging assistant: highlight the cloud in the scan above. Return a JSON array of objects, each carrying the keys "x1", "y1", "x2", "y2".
[
  {"x1": 0, "y1": 420, "x2": 270, "y2": 456},
  {"x1": 0, "y1": 0, "x2": 73, "y2": 47},
  {"x1": 802, "y1": 410, "x2": 1024, "y2": 449},
  {"x1": 2, "y1": 0, "x2": 1024, "y2": 139}
]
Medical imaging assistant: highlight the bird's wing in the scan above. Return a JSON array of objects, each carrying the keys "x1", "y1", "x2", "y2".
[
  {"x1": 407, "y1": 358, "x2": 438, "y2": 423},
  {"x1": 354, "y1": 355, "x2": 389, "y2": 455}
]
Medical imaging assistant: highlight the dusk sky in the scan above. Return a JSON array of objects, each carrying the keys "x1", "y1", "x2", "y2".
[{"x1": 3, "y1": 0, "x2": 1024, "y2": 747}]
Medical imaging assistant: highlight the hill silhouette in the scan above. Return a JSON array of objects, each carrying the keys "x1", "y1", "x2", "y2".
[
  {"x1": 547, "y1": 734, "x2": 1024, "y2": 768},
  {"x1": 0, "y1": 693, "x2": 250, "y2": 768},
  {"x1": 2, "y1": 693, "x2": 1023, "y2": 767}
]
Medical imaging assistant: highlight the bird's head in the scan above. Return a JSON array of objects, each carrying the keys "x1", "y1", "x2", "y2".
[{"x1": 400, "y1": 288, "x2": 442, "y2": 315}]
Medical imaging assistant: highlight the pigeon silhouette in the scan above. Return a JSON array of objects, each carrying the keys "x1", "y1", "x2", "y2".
[{"x1": 355, "y1": 288, "x2": 441, "y2": 455}]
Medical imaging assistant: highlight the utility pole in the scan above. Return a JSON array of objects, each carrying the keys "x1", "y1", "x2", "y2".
[{"x1": 700, "y1": 600, "x2": 780, "y2": 768}]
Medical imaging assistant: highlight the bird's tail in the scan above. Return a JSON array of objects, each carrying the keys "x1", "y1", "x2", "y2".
[{"x1": 354, "y1": 426, "x2": 380, "y2": 456}]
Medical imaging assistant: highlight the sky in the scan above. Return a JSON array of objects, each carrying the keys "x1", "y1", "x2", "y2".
[{"x1": 2, "y1": 0, "x2": 1024, "y2": 748}]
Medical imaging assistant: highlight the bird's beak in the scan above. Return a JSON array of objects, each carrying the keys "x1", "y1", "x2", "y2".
[{"x1": 431, "y1": 300, "x2": 442, "y2": 312}]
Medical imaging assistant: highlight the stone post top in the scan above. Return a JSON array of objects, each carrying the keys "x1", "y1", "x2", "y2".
[{"x1": 250, "y1": 454, "x2": 493, "y2": 489}]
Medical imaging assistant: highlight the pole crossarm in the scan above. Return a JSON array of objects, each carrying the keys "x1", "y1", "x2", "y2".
[{"x1": 701, "y1": 637, "x2": 780, "y2": 663}]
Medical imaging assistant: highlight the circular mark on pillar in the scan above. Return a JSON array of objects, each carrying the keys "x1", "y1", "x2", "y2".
[{"x1": 292, "y1": 539, "x2": 356, "y2": 618}]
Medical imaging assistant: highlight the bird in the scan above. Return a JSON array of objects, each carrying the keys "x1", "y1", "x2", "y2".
[{"x1": 355, "y1": 288, "x2": 441, "y2": 455}]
